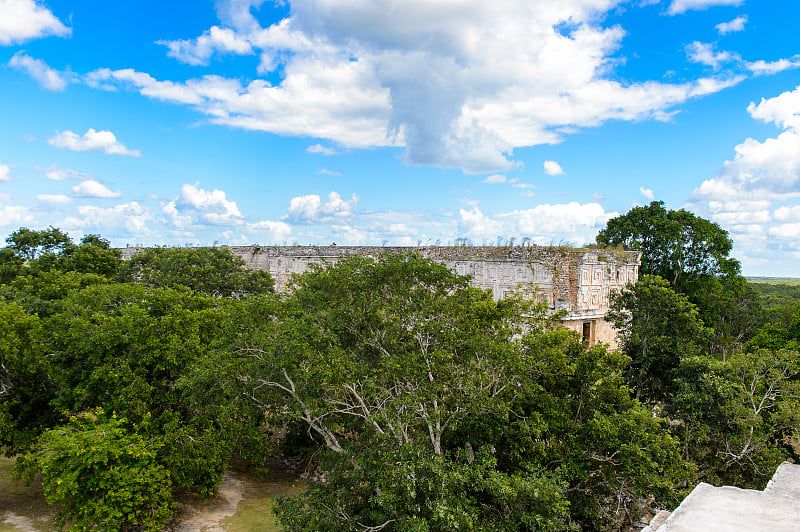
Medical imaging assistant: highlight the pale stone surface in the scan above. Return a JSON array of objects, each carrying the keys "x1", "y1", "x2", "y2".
[
  {"x1": 120, "y1": 245, "x2": 640, "y2": 348},
  {"x1": 651, "y1": 463, "x2": 800, "y2": 532},
  {"x1": 765, "y1": 461, "x2": 800, "y2": 498}
]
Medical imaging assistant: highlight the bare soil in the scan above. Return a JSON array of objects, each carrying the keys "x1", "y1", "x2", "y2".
[{"x1": 0, "y1": 457, "x2": 302, "y2": 532}]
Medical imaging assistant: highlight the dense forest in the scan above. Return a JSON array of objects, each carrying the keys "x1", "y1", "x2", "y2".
[{"x1": 1, "y1": 201, "x2": 799, "y2": 531}]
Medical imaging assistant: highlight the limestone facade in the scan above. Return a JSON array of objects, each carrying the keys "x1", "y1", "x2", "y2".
[{"x1": 120, "y1": 245, "x2": 639, "y2": 348}]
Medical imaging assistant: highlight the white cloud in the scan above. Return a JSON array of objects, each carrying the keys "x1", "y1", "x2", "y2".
[
  {"x1": 285, "y1": 191, "x2": 358, "y2": 223},
  {"x1": 0, "y1": 0, "x2": 70, "y2": 45},
  {"x1": 307, "y1": 143, "x2": 339, "y2": 155},
  {"x1": 746, "y1": 57, "x2": 800, "y2": 76},
  {"x1": 37, "y1": 193, "x2": 71, "y2": 204},
  {"x1": 88, "y1": 0, "x2": 747, "y2": 174},
  {"x1": 458, "y1": 202, "x2": 614, "y2": 245},
  {"x1": 694, "y1": 85, "x2": 800, "y2": 202},
  {"x1": 8, "y1": 51, "x2": 68, "y2": 90},
  {"x1": 458, "y1": 206, "x2": 504, "y2": 238},
  {"x1": 248, "y1": 219, "x2": 292, "y2": 241},
  {"x1": 774, "y1": 205, "x2": 800, "y2": 222},
  {"x1": 157, "y1": 26, "x2": 254, "y2": 66},
  {"x1": 707, "y1": 199, "x2": 771, "y2": 212},
  {"x1": 543, "y1": 160, "x2": 564, "y2": 176},
  {"x1": 512, "y1": 182, "x2": 534, "y2": 189},
  {"x1": 716, "y1": 15, "x2": 747, "y2": 34},
  {"x1": 667, "y1": 0, "x2": 743, "y2": 15},
  {"x1": 318, "y1": 168, "x2": 341, "y2": 175},
  {"x1": 0, "y1": 163, "x2": 11, "y2": 182},
  {"x1": 640, "y1": 187, "x2": 655, "y2": 200},
  {"x1": 747, "y1": 86, "x2": 800, "y2": 132},
  {"x1": 685, "y1": 41, "x2": 738, "y2": 70},
  {"x1": 690, "y1": 84, "x2": 800, "y2": 273},
  {"x1": 164, "y1": 183, "x2": 245, "y2": 227},
  {"x1": 711, "y1": 209, "x2": 771, "y2": 225},
  {"x1": 72, "y1": 180, "x2": 122, "y2": 199},
  {"x1": 63, "y1": 202, "x2": 153, "y2": 236},
  {"x1": 0, "y1": 205, "x2": 34, "y2": 227},
  {"x1": 86, "y1": 64, "x2": 394, "y2": 150},
  {"x1": 48, "y1": 129, "x2": 141, "y2": 157},
  {"x1": 482, "y1": 174, "x2": 506, "y2": 184},
  {"x1": 768, "y1": 223, "x2": 800, "y2": 240},
  {"x1": 41, "y1": 164, "x2": 93, "y2": 181}
]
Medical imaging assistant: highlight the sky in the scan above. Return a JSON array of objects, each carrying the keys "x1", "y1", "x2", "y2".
[{"x1": 1, "y1": 0, "x2": 800, "y2": 276}]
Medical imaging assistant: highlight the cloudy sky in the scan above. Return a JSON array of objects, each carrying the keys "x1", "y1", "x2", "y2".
[{"x1": 1, "y1": 0, "x2": 799, "y2": 275}]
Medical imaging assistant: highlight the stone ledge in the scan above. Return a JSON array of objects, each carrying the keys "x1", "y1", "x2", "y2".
[{"x1": 646, "y1": 462, "x2": 800, "y2": 532}]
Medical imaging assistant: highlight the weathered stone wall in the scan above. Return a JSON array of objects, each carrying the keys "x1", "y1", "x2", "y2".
[{"x1": 120, "y1": 245, "x2": 639, "y2": 348}]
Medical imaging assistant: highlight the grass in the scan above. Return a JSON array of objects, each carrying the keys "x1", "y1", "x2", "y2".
[{"x1": 219, "y1": 468, "x2": 305, "y2": 532}]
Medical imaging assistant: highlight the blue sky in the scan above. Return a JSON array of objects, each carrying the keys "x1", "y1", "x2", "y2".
[{"x1": 1, "y1": 0, "x2": 800, "y2": 275}]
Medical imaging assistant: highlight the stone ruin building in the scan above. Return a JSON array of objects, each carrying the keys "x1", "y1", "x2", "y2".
[{"x1": 122, "y1": 245, "x2": 639, "y2": 349}]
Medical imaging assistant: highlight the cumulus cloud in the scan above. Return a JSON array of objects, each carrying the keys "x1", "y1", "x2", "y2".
[
  {"x1": 690, "y1": 84, "x2": 800, "y2": 271},
  {"x1": 774, "y1": 205, "x2": 800, "y2": 222},
  {"x1": 37, "y1": 193, "x2": 71, "y2": 204},
  {"x1": 164, "y1": 183, "x2": 245, "y2": 227},
  {"x1": 87, "y1": 0, "x2": 751, "y2": 174},
  {"x1": 8, "y1": 51, "x2": 68, "y2": 90},
  {"x1": 667, "y1": 0, "x2": 743, "y2": 15},
  {"x1": 458, "y1": 202, "x2": 614, "y2": 245},
  {"x1": 0, "y1": 0, "x2": 70, "y2": 45},
  {"x1": 86, "y1": 64, "x2": 394, "y2": 150},
  {"x1": 768, "y1": 223, "x2": 800, "y2": 240},
  {"x1": 248, "y1": 219, "x2": 292, "y2": 241},
  {"x1": 0, "y1": 205, "x2": 34, "y2": 227},
  {"x1": 157, "y1": 26, "x2": 253, "y2": 65},
  {"x1": 72, "y1": 180, "x2": 122, "y2": 199},
  {"x1": 63, "y1": 202, "x2": 153, "y2": 236},
  {"x1": 0, "y1": 163, "x2": 11, "y2": 182},
  {"x1": 685, "y1": 41, "x2": 738, "y2": 70},
  {"x1": 694, "y1": 85, "x2": 800, "y2": 202},
  {"x1": 640, "y1": 187, "x2": 655, "y2": 200},
  {"x1": 285, "y1": 191, "x2": 358, "y2": 223},
  {"x1": 716, "y1": 15, "x2": 747, "y2": 35},
  {"x1": 482, "y1": 174, "x2": 506, "y2": 184},
  {"x1": 543, "y1": 160, "x2": 564, "y2": 176},
  {"x1": 48, "y1": 129, "x2": 141, "y2": 157},
  {"x1": 307, "y1": 143, "x2": 339, "y2": 155}
]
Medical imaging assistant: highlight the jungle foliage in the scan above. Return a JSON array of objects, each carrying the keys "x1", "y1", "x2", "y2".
[{"x1": 0, "y1": 220, "x2": 797, "y2": 531}]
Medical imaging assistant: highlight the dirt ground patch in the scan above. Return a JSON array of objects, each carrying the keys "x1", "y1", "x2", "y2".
[{"x1": 0, "y1": 456, "x2": 303, "y2": 532}]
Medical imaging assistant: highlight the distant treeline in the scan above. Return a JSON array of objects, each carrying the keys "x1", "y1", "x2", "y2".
[{"x1": 748, "y1": 278, "x2": 800, "y2": 308}]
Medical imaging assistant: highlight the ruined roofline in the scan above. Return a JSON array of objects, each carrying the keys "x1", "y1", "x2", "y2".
[{"x1": 119, "y1": 244, "x2": 641, "y2": 265}]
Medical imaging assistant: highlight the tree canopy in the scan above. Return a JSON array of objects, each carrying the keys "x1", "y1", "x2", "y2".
[
  {"x1": 118, "y1": 246, "x2": 273, "y2": 297},
  {"x1": 0, "y1": 225, "x2": 797, "y2": 530},
  {"x1": 596, "y1": 201, "x2": 738, "y2": 285}
]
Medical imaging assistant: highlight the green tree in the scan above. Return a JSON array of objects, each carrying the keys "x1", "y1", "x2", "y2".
[
  {"x1": 226, "y1": 254, "x2": 690, "y2": 530},
  {"x1": 118, "y1": 246, "x2": 273, "y2": 297},
  {"x1": 596, "y1": 201, "x2": 737, "y2": 286},
  {"x1": 5, "y1": 226, "x2": 72, "y2": 262},
  {"x1": 22, "y1": 409, "x2": 173, "y2": 532},
  {"x1": 42, "y1": 283, "x2": 241, "y2": 496},
  {"x1": 607, "y1": 275, "x2": 710, "y2": 402},
  {"x1": 0, "y1": 302, "x2": 53, "y2": 453},
  {"x1": 669, "y1": 349, "x2": 800, "y2": 487}
]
